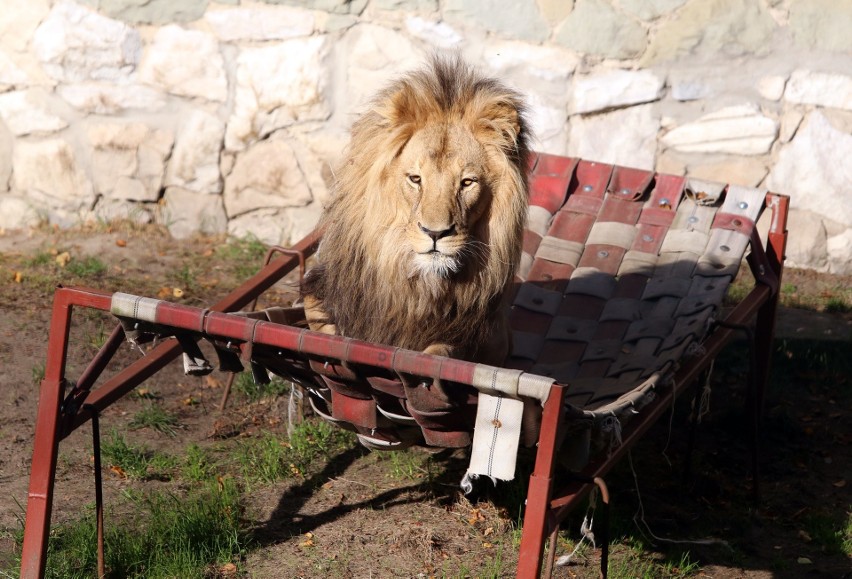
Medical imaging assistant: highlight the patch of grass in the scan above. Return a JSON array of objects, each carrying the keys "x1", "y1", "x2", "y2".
[
  {"x1": 66, "y1": 256, "x2": 108, "y2": 278},
  {"x1": 23, "y1": 251, "x2": 54, "y2": 267},
  {"x1": 824, "y1": 296, "x2": 852, "y2": 313},
  {"x1": 128, "y1": 403, "x2": 180, "y2": 437},
  {"x1": 216, "y1": 236, "x2": 268, "y2": 279},
  {"x1": 378, "y1": 450, "x2": 428, "y2": 481},
  {"x1": 803, "y1": 510, "x2": 852, "y2": 557},
  {"x1": 31, "y1": 478, "x2": 249, "y2": 579},
  {"x1": 231, "y1": 371, "x2": 290, "y2": 402},
  {"x1": 183, "y1": 443, "x2": 213, "y2": 482},
  {"x1": 235, "y1": 421, "x2": 354, "y2": 486},
  {"x1": 31, "y1": 363, "x2": 45, "y2": 386},
  {"x1": 100, "y1": 430, "x2": 175, "y2": 480}
]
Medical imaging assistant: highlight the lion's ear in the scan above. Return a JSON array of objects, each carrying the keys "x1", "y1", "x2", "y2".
[
  {"x1": 377, "y1": 84, "x2": 422, "y2": 129},
  {"x1": 471, "y1": 97, "x2": 524, "y2": 151}
]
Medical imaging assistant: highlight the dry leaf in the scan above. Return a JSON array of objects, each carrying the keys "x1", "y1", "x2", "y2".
[
  {"x1": 109, "y1": 465, "x2": 127, "y2": 479},
  {"x1": 482, "y1": 542, "x2": 493, "y2": 549},
  {"x1": 157, "y1": 286, "x2": 171, "y2": 299},
  {"x1": 55, "y1": 252, "x2": 71, "y2": 267},
  {"x1": 173, "y1": 287, "x2": 184, "y2": 298},
  {"x1": 219, "y1": 562, "x2": 237, "y2": 576},
  {"x1": 14, "y1": 271, "x2": 22, "y2": 283},
  {"x1": 116, "y1": 239, "x2": 127, "y2": 248},
  {"x1": 204, "y1": 375, "x2": 223, "y2": 389},
  {"x1": 832, "y1": 479, "x2": 846, "y2": 488},
  {"x1": 202, "y1": 248, "x2": 214, "y2": 257},
  {"x1": 798, "y1": 530, "x2": 812, "y2": 542},
  {"x1": 797, "y1": 557, "x2": 812, "y2": 565},
  {"x1": 483, "y1": 526, "x2": 494, "y2": 536},
  {"x1": 182, "y1": 396, "x2": 197, "y2": 406}
]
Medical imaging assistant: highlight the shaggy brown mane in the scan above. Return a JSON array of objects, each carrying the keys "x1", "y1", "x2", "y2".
[{"x1": 303, "y1": 56, "x2": 530, "y2": 363}]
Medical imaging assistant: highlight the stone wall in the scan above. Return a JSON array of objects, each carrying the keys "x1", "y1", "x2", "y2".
[{"x1": 1, "y1": 0, "x2": 850, "y2": 272}]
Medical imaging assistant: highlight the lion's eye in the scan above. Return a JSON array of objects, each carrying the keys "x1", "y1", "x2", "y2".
[
  {"x1": 460, "y1": 177, "x2": 477, "y2": 188},
  {"x1": 407, "y1": 174, "x2": 421, "y2": 185}
]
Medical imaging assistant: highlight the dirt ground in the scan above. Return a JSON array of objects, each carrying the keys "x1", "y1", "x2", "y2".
[{"x1": 0, "y1": 224, "x2": 850, "y2": 578}]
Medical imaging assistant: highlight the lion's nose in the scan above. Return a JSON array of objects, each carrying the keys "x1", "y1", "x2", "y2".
[{"x1": 418, "y1": 222, "x2": 456, "y2": 242}]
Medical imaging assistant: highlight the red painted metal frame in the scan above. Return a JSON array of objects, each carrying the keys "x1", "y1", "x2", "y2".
[{"x1": 20, "y1": 192, "x2": 788, "y2": 578}]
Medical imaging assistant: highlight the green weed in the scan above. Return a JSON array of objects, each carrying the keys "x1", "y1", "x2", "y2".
[
  {"x1": 231, "y1": 371, "x2": 290, "y2": 402},
  {"x1": 100, "y1": 431, "x2": 174, "y2": 480},
  {"x1": 66, "y1": 256, "x2": 107, "y2": 278},
  {"x1": 33, "y1": 479, "x2": 248, "y2": 579},
  {"x1": 128, "y1": 403, "x2": 180, "y2": 437}
]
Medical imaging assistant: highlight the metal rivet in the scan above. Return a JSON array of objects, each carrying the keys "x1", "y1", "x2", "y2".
[
  {"x1": 720, "y1": 245, "x2": 730, "y2": 252},
  {"x1": 732, "y1": 218, "x2": 742, "y2": 227},
  {"x1": 687, "y1": 216, "x2": 699, "y2": 223},
  {"x1": 620, "y1": 188, "x2": 631, "y2": 195},
  {"x1": 542, "y1": 273, "x2": 553, "y2": 281},
  {"x1": 738, "y1": 201, "x2": 749, "y2": 209},
  {"x1": 642, "y1": 234, "x2": 654, "y2": 242},
  {"x1": 582, "y1": 184, "x2": 593, "y2": 192},
  {"x1": 598, "y1": 250, "x2": 609, "y2": 258}
]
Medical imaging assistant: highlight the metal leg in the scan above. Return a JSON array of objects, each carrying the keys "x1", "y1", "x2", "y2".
[
  {"x1": 542, "y1": 525, "x2": 560, "y2": 579},
  {"x1": 517, "y1": 385, "x2": 567, "y2": 578},
  {"x1": 86, "y1": 406, "x2": 106, "y2": 578}
]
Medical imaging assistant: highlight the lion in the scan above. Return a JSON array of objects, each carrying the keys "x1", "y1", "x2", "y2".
[{"x1": 302, "y1": 56, "x2": 530, "y2": 367}]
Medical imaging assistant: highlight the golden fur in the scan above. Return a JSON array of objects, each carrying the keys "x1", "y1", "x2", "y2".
[{"x1": 303, "y1": 56, "x2": 530, "y2": 364}]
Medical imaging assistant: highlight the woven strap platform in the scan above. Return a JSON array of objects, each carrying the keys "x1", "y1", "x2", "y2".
[{"x1": 20, "y1": 153, "x2": 789, "y2": 579}]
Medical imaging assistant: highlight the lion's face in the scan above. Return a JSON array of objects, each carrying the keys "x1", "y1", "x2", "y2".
[{"x1": 396, "y1": 123, "x2": 490, "y2": 279}]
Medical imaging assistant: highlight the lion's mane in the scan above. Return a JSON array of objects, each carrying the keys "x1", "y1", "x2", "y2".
[{"x1": 303, "y1": 56, "x2": 530, "y2": 361}]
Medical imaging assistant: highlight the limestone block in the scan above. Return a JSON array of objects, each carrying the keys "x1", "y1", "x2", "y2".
[
  {"x1": 0, "y1": 51, "x2": 31, "y2": 90},
  {"x1": 779, "y1": 109, "x2": 803, "y2": 143},
  {"x1": 373, "y1": 0, "x2": 438, "y2": 11},
  {"x1": 555, "y1": 0, "x2": 647, "y2": 60},
  {"x1": 0, "y1": 195, "x2": 41, "y2": 230},
  {"x1": 789, "y1": 0, "x2": 852, "y2": 53},
  {"x1": 99, "y1": 0, "x2": 209, "y2": 24},
  {"x1": 58, "y1": 82, "x2": 166, "y2": 114},
  {"x1": 782, "y1": 209, "x2": 828, "y2": 272},
  {"x1": 284, "y1": 202, "x2": 324, "y2": 243},
  {"x1": 757, "y1": 75, "x2": 786, "y2": 102},
  {"x1": 404, "y1": 17, "x2": 463, "y2": 48},
  {"x1": 205, "y1": 4, "x2": 314, "y2": 41},
  {"x1": 0, "y1": 120, "x2": 11, "y2": 192},
  {"x1": 165, "y1": 110, "x2": 225, "y2": 194},
  {"x1": 826, "y1": 230, "x2": 852, "y2": 274},
  {"x1": 620, "y1": 0, "x2": 688, "y2": 20},
  {"x1": 687, "y1": 157, "x2": 768, "y2": 187},
  {"x1": 568, "y1": 104, "x2": 659, "y2": 170},
  {"x1": 643, "y1": 0, "x2": 776, "y2": 63},
  {"x1": 0, "y1": 89, "x2": 68, "y2": 136},
  {"x1": 343, "y1": 25, "x2": 421, "y2": 114},
  {"x1": 661, "y1": 104, "x2": 777, "y2": 155},
  {"x1": 0, "y1": 0, "x2": 50, "y2": 52},
  {"x1": 12, "y1": 138, "x2": 94, "y2": 212},
  {"x1": 526, "y1": 93, "x2": 570, "y2": 156},
  {"x1": 91, "y1": 198, "x2": 154, "y2": 225},
  {"x1": 784, "y1": 70, "x2": 852, "y2": 112},
  {"x1": 768, "y1": 111, "x2": 852, "y2": 228},
  {"x1": 87, "y1": 122, "x2": 174, "y2": 202},
  {"x1": 162, "y1": 187, "x2": 228, "y2": 239},
  {"x1": 570, "y1": 69, "x2": 664, "y2": 115},
  {"x1": 223, "y1": 139, "x2": 313, "y2": 218},
  {"x1": 33, "y1": 1, "x2": 142, "y2": 82},
  {"x1": 482, "y1": 41, "x2": 579, "y2": 85},
  {"x1": 227, "y1": 208, "x2": 290, "y2": 246},
  {"x1": 138, "y1": 25, "x2": 226, "y2": 102},
  {"x1": 443, "y1": 0, "x2": 549, "y2": 42},
  {"x1": 226, "y1": 36, "x2": 330, "y2": 151},
  {"x1": 262, "y1": 0, "x2": 367, "y2": 15},
  {"x1": 537, "y1": 0, "x2": 574, "y2": 24},
  {"x1": 669, "y1": 76, "x2": 714, "y2": 101}
]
